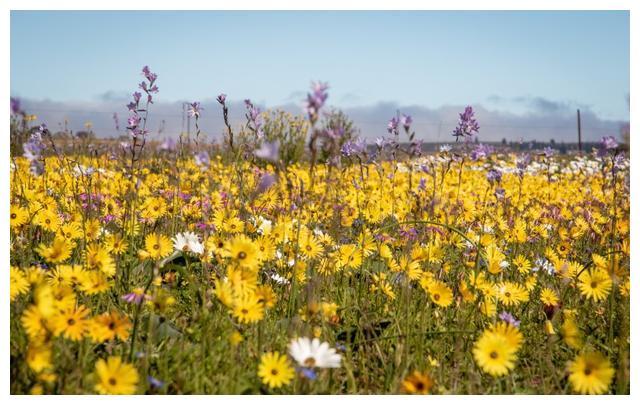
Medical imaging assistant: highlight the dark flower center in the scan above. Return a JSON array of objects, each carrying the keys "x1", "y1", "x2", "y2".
[
  {"x1": 67, "y1": 318, "x2": 76, "y2": 326},
  {"x1": 108, "y1": 377, "x2": 117, "y2": 385},
  {"x1": 433, "y1": 294, "x2": 440, "y2": 301},
  {"x1": 490, "y1": 351, "x2": 498, "y2": 359},
  {"x1": 11, "y1": 213, "x2": 17, "y2": 219},
  {"x1": 591, "y1": 281, "x2": 598, "y2": 289},
  {"x1": 238, "y1": 252, "x2": 247, "y2": 260},
  {"x1": 584, "y1": 367, "x2": 592, "y2": 376}
]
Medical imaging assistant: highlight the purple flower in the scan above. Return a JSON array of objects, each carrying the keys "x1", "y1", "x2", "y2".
[
  {"x1": 121, "y1": 289, "x2": 150, "y2": 304},
  {"x1": 142, "y1": 65, "x2": 158, "y2": 85},
  {"x1": 305, "y1": 81, "x2": 329, "y2": 124},
  {"x1": 340, "y1": 137, "x2": 366, "y2": 157},
  {"x1": 187, "y1": 102, "x2": 203, "y2": 118},
  {"x1": 194, "y1": 151, "x2": 210, "y2": 170},
  {"x1": 399, "y1": 227, "x2": 418, "y2": 241},
  {"x1": 470, "y1": 143, "x2": 493, "y2": 161},
  {"x1": 409, "y1": 139, "x2": 423, "y2": 157},
  {"x1": 297, "y1": 367, "x2": 317, "y2": 380},
  {"x1": 10, "y1": 97, "x2": 22, "y2": 115},
  {"x1": 387, "y1": 116, "x2": 400, "y2": 136},
  {"x1": 499, "y1": 311, "x2": 521, "y2": 327},
  {"x1": 376, "y1": 136, "x2": 395, "y2": 149},
  {"x1": 256, "y1": 173, "x2": 277, "y2": 194},
  {"x1": 418, "y1": 177, "x2": 427, "y2": 191},
  {"x1": 452, "y1": 106, "x2": 480, "y2": 140},
  {"x1": 23, "y1": 125, "x2": 46, "y2": 176},
  {"x1": 486, "y1": 168, "x2": 502, "y2": 184},
  {"x1": 542, "y1": 146, "x2": 555, "y2": 158},
  {"x1": 102, "y1": 214, "x2": 116, "y2": 223},
  {"x1": 147, "y1": 376, "x2": 164, "y2": 389},
  {"x1": 597, "y1": 135, "x2": 619, "y2": 157},
  {"x1": 254, "y1": 141, "x2": 280, "y2": 162},
  {"x1": 516, "y1": 154, "x2": 531, "y2": 177},
  {"x1": 216, "y1": 93, "x2": 227, "y2": 105},
  {"x1": 244, "y1": 100, "x2": 264, "y2": 139},
  {"x1": 324, "y1": 126, "x2": 345, "y2": 140},
  {"x1": 400, "y1": 114, "x2": 413, "y2": 132},
  {"x1": 127, "y1": 114, "x2": 141, "y2": 128}
]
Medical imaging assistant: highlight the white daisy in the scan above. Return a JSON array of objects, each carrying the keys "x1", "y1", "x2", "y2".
[
  {"x1": 172, "y1": 231, "x2": 204, "y2": 255},
  {"x1": 288, "y1": 337, "x2": 342, "y2": 369}
]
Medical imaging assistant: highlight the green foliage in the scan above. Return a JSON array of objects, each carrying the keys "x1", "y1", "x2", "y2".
[{"x1": 261, "y1": 109, "x2": 309, "y2": 165}]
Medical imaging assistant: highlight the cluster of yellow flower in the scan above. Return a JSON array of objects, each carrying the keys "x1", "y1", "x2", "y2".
[{"x1": 9, "y1": 149, "x2": 629, "y2": 394}]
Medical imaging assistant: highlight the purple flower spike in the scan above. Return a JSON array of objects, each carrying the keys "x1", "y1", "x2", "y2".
[
  {"x1": 597, "y1": 135, "x2": 619, "y2": 157},
  {"x1": 305, "y1": 81, "x2": 329, "y2": 124},
  {"x1": 452, "y1": 106, "x2": 480, "y2": 140}
]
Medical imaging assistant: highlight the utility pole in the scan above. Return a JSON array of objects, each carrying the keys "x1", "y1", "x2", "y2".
[{"x1": 577, "y1": 109, "x2": 582, "y2": 155}]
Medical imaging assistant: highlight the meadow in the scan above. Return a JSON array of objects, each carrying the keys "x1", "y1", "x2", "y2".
[{"x1": 9, "y1": 66, "x2": 630, "y2": 395}]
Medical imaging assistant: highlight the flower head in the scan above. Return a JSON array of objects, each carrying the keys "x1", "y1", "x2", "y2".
[
  {"x1": 187, "y1": 102, "x2": 203, "y2": 118},
  {"x1": 172, "y1": 231, "x2": 204, "y2": 255},
  {"x1": 567, "y1": 351, "x2": 614, "y2": 394},
  {"x1": 288, "y1": 337, "x2": 341, "y2": 369},
  {"x1": 258, "y1": 352, "x2": 295, "y2": 389},
  {"x1": 94, "y1": 356, "x2": 139, "y2": 395}
]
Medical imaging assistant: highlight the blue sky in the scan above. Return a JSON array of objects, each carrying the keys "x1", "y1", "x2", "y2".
[
  {"x1": 9, "y1": 11, "x2": 629, "y2": 141},
  {"x1": 11, "y1": 11, "x2": 629, "y2": 118}
]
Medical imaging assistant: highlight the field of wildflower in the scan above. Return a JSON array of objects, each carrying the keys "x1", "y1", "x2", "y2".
[{"x1": 9, "y1": 66, "x2": 630, "y2": 395}]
